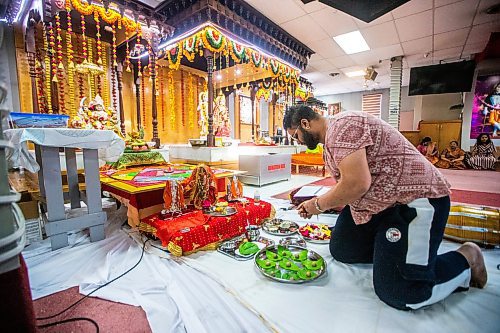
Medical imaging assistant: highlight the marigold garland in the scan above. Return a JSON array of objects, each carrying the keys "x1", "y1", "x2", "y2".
[
  {"x1": 136, "y1": 24, "x2": 142, "y2": 77},
  {"x1": 141, "y1": 74, "x2": 146, "y2": 125},
  {"x1": 111, "y1": 24, "x2": 118, "y2": 112},
  {"x1": 180, "y1": 70, "x2": 185, "y2": 126},
  {"x1": 80, "y1": 12, "x2": 87, "y2": 62},
  {"x1": 125, "y1": 30, "x2": 131, "y2": 72},
  {"x1": 55, "y1": 13, "x2": 66, "y2": 114},
  {"x1": 160, "y1": 67, "x2": 165, "y2": 131},
  {"x1": 168, "y1": 70, "x2": 175, "y2": 129},
  {"x1": 94, "y1": 11, "x2": 102, "y2": 65},
  {"x1": 88, "y1": 39, "x2": 95, "y2": 99},
  {"x1": 167, "y1": 43, "x2": 183, "y2": 70},
  {"x1": 66, "y1": 7, "x2": 76, "y2": 116},
  {"x1": 163, "y1": 26, "x2": 300, "y2": 85},
  {"x1": 70, "y1": 0, "x2": 139, "y2": 32},
  {"x1": 101, "y1": 44, "x2": 109, "y2": 106}
]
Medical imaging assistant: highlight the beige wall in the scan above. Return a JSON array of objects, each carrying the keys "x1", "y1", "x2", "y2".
[{"x1": 418, "y1": 92, "x2": 463, "y2": 121}]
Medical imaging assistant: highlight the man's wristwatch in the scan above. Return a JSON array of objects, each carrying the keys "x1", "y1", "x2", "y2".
[{"x1": 314, "y1": 197, "x2": 326, "y2": 213}]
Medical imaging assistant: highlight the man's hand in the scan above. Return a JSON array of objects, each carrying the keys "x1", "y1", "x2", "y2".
[{"x1": 297, "y1": 198, "x2": 321, "y2": 219}]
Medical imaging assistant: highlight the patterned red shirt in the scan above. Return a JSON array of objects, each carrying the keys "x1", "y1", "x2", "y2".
[{"x1": 324, "y1": 111, "x2": 450, "y2": 224}]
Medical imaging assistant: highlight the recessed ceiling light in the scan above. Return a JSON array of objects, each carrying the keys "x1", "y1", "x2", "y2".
[
  {"x1": 344, "y1": 70, "x2": 366, "y2": 77},
  {"x1": 333, "y1": 31, "x2": 370, "y2": 55}
]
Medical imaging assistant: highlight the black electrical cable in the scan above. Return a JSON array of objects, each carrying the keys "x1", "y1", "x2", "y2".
[
  {"x1": 37, "y1": 317, "x2": 100, "y2": 332},
  {"x1": 36, "y1": 238, "x2": 150, "y2": 324}
]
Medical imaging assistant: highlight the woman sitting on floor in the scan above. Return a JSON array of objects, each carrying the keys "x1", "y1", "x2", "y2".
[
  {"x1": 466, "y1": 133, "x2": 497, "y2": 170},
  {"x1": 417, "y1": 136, "x2": 439, "y2": 165},
  {"x1": 435, "y1": 140, "x2": 466, "y2": 169}
]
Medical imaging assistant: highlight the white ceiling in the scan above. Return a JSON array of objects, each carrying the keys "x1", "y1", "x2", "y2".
[{"x1": 243, "y1": 0, "x2": 500, "y2": 96}]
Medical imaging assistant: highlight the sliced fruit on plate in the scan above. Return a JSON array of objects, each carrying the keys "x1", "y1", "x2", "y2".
[
  {"x1": 257, "y1": 259, "x2": 275, "y2": 270},
  {"x1": 290, "y1": 249, "x2": 308, "y2": 262},
  {"x1": 279, "y1": 259, "x2": 300, "y2": 271},
  {"x1": 297, "y1": 268, "x2": 318, "y2": 280},
  {"x1": 265, "y1": 250, "x2": 282, "y2": 262},
  {"x1": 302, "y1": 258, "x2": 324, "y2": 270},
  {"x1": 238, "y1": 242, "x2": 260, "y2": 255}
]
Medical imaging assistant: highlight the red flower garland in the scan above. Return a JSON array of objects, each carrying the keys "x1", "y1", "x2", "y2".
[{"x1": 141, "y1": 74, "x2": 146, "y2": 126}]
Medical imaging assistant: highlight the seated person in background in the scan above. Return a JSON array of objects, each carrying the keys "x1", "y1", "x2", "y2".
[
  {"x1": 417, "y1": 137, "x2": 439, "y2": 165},
  {"x1": 466, "y1": 133, "x2": 497, "y2": 170},
  {"x1": 435, "y1": 140, "x2": 466, "y2": 169}
]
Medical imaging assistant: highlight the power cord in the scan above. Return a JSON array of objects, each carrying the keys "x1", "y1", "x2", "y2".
[{"x1": 36, "y1": 239, "x2": 150, "y2": 331}]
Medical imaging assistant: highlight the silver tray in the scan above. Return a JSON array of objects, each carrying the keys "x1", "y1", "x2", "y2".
[
  {"x1": 254, "y1": 245, "x2": 327, "y2": 284},
  {"x1": 279, "y1": 236, "x2": 307, "y2": 248},
  {"x1": 207, "y1": 206, "x2": 237, "y2": 217},
  {"x1": 217, "y1": 236, "x2": 275, "y2": 261},
  {"x1": 262, "y1": 218, "x2": 299, "y2": 236}
]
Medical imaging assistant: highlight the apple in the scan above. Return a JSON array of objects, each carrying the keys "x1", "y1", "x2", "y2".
[{"x1": 132, "y1": 146, "x2": 139, "y2": 151}]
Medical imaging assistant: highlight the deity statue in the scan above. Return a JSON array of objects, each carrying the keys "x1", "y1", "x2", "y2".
[
  {"x1": 198, "y1": 91, "x2": 208, "y2": 137},
  {"x1": 70, "y1": 94, "x2": 118, "y2": 132}
]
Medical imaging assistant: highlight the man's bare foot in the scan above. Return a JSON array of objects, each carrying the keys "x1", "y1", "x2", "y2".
[{"x1": 456, "y1": 242, "x2": 487, "y2": 288}]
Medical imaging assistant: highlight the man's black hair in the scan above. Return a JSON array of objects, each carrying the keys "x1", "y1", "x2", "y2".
[{"x1": 283, "y1": 105, "x2": 321, "y2": 130}]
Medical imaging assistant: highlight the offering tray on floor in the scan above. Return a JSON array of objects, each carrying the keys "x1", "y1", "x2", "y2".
[
  {"x1": 254, "y1": 245, "x2": 327, "y2": 284},
  {"x1": 207, "y1": 206, "x2": 238, "y2": 217},
  {"x1": 299, "y1": 224, "x2": 332, "y2": 244},
  {"x1": 279, "y1": 236, "x2": 307, "y2": 248},
  {"x1": 262, "y1": 218, "x2": 299, "y2": 236},
  {"x1": 218, "y1": 236, "x2": 274, "y2": 261}
]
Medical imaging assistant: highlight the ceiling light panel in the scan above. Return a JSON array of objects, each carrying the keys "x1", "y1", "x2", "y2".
[{"x1": 333, "y1": 30, "x2": 370, "y2": 54}]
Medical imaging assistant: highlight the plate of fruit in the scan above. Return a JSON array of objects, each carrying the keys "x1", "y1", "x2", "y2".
[
  {"x1": 254, "y1": 245, "x2": 327, "y2": 284},
  {"x1": 124, "y1": 129, "x2": 150, "y2": 153},
  {"x1": 207, "y1": 202, "x2": 237, "y2": 217},
  {"x1": 262, "y1": 218, "x2": 299, "y2": 236},
  {"x1": 298, "y1": 224, "x2": 332, "y2": 244}
]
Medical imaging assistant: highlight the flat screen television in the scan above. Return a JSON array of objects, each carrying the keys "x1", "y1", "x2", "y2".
[{"x1": 408, "y1": 60, "x2": 476, "y2": 96}]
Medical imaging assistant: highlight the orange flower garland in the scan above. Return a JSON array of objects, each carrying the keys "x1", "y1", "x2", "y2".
[
  {"x1": 168, "y1": 70, "x2": 175, "y2": 129},
  {"x1": 55, "y1": 13, "x2": 66, "y2": 114}
]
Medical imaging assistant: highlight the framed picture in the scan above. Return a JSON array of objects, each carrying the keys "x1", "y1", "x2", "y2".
[
  {"x1": 328, "y1": 102, "x2": 341, "y2": 116},
  {"x1": 470, "y1": 74, "x2": 500, "y2": 139},
  {"x1": 239, "y1": 95, "x2": 255, "y2": 124}
]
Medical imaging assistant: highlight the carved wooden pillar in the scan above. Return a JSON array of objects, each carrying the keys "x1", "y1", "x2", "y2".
[
  {"x1": 205, "y1": 49, "x2": 215, "y2": 147},
  {"x1": 150, "y1": 52, "x2": 160, "y2": 148},
  {"x1": 250, "y1": 84, "x2": 257, "y2": 142},
  {"x1": 116, "y1": 63, "x2": 126, "y2": 136},
  {"x1": 133, "y1": 63, "x2": 141, "y2": 130},
  {"x1": 26, "y1": 52, "x2": 39, "y2": 113}
]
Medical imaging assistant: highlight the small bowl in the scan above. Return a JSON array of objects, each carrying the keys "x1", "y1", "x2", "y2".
[
  {"x1": 245, "y1": 225, "x2": 260, "y2": 241},
  {"x1": 220, "y1": 239, "x2": 238, "y2": 251},
  {"x1": 146, "y1": 141, "x2": 156, "y2": 149}
]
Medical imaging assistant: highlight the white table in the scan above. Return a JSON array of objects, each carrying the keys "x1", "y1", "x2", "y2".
[{"x1": 5, "y1": 128, "x2": 124, "y2": 250}]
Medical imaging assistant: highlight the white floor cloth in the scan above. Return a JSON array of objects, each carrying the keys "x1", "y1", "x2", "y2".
[{"x1": 24, "y1": 187, "x2": 500, "y2": 333}]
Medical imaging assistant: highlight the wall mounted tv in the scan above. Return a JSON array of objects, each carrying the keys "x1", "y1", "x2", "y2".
[{"x1": 408, "y1": 60, "x2": 476, "y2": 96}]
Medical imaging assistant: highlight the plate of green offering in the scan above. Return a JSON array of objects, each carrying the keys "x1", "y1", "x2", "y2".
[{"x1": 254, "y1": 245, "x2": 327, "y2": 284}]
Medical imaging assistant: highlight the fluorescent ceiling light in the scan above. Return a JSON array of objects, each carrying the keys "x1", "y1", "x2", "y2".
[
  {"x1": 333, "y1": 31, "x2": 370, "y2": 54},
  {"x1": 344, "y1": 70, "x2": 366, "y2": 77}
]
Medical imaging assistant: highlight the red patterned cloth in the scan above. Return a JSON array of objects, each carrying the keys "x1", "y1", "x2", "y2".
[
  {"x1": 324, "y1": 111, "x2": 450, "y2": 225},
  {"x1": 141, "y1": 198, "x2": 275, "y2": 256}
]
